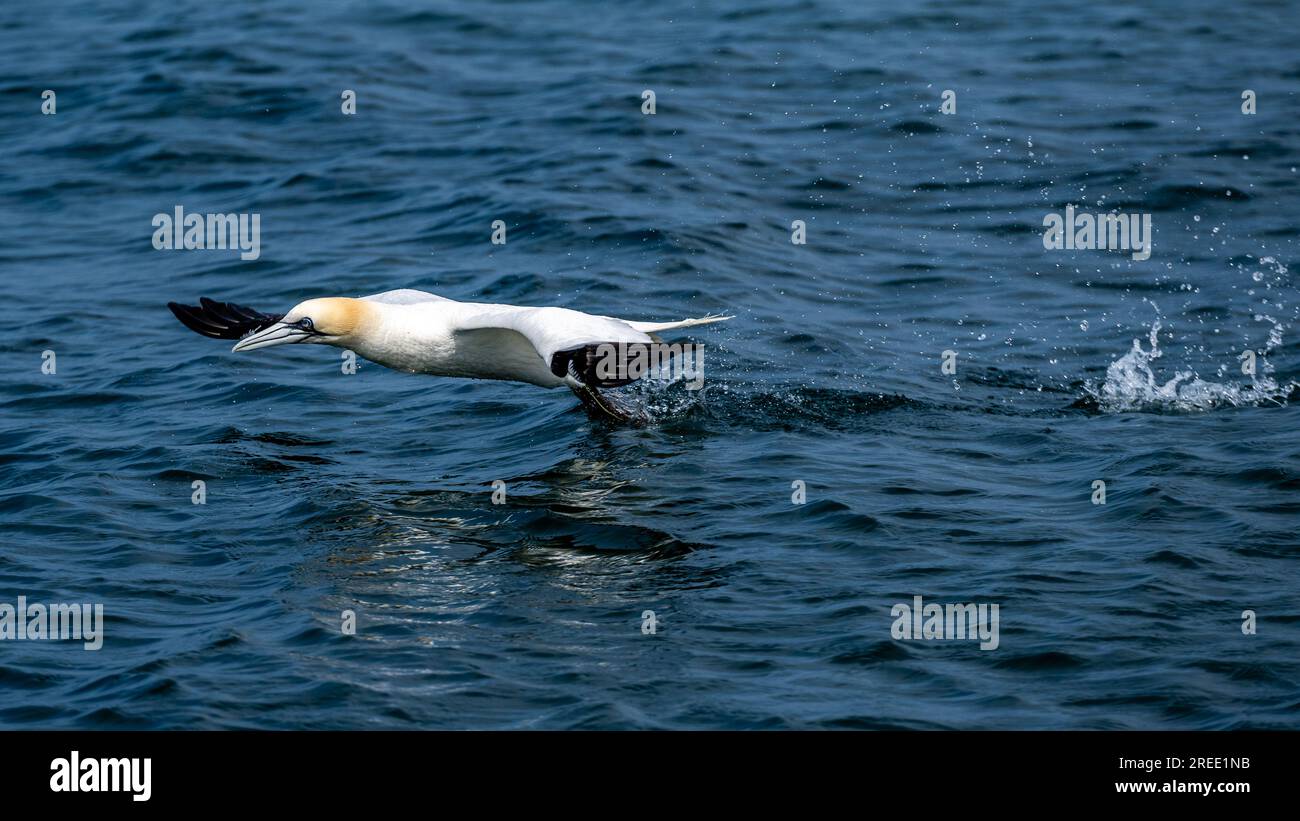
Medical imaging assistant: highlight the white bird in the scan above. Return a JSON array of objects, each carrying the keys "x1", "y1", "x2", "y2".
[{"x1": 168, "y1": 289, "x2": 731, "y2": 422}]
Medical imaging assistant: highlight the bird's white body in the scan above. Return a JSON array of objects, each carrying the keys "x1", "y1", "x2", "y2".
[{"x1": 348, "y1": 295, "x2": 582, "y2": 387}]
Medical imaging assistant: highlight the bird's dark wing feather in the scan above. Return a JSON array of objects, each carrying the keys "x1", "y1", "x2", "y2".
[
  {"x1": 550, "y1": 344, "x2": 645, "y2": 388},
  {"x1": 167, "y1": 297, "x2": 284, "y2": 340}
]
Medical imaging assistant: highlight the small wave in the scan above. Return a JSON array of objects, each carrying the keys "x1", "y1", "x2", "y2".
[{"x1": 612, "y1": 374, "x2": 916, "y2": 432}]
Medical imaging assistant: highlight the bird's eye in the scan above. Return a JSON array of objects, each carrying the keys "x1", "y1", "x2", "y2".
[{"x1": 297, "y1": 317, "x2": 315, "y2": 331}]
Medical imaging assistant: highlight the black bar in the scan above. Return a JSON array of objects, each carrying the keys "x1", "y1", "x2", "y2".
[{"x1": 4, "y1": 730, "x2": 1282, "y2": 807}]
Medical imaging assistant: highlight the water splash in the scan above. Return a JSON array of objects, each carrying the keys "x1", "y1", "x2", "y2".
[
  {"x1": 1087, "y1": 300, "x2": 1295, "y2": 413},
  {"x1": 607, "y1": 353, "x2": 713, "y2": 422}
]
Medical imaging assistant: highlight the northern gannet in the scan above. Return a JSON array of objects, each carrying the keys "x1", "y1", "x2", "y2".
[{"x1": 167, "y1": 289, "x2": 731, "y2": 422}]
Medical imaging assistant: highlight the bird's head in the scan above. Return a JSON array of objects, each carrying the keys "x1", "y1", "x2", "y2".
[{"x1": 232, "y1": 297, "x2": 367, "y2": 352}]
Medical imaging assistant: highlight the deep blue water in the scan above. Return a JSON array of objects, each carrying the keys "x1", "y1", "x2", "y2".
[{"x1": 2, "y1": 0, "x2": 1299, "y2": 729}]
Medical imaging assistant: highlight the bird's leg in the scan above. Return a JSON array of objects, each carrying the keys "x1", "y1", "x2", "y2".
[{"x1": 569, "y1": 385, "x2": 642, "y2": 425}]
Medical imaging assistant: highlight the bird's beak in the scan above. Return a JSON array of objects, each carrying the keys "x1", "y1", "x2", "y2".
[{"x1": 232, "y1": 323, "x2": 314, "y2": 352}]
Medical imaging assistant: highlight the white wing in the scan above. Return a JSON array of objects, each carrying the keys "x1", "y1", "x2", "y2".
[
  {"x1": 449, "y1": 303, "x2": 731, "y2": 387},
  {"x1": 449, "y1": 303, "x2": 653, "y2": 366},
  {"x1": 451, "y1": 303, "x2": 732, "y2": 355}
]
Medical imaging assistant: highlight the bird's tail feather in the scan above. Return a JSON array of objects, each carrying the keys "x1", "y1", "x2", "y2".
[{"x1": 627, "y1": 314, "x2": 733, "y2": 334}]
